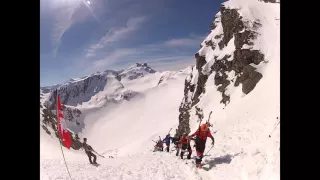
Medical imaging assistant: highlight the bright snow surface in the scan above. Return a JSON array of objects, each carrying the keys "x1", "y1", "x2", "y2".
[{"x1": 40, "y1": 0, "x2": 279, "y2": 179}]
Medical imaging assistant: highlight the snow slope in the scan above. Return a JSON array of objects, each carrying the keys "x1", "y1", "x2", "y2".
[
  {"x1": 80, "y1": 71, "x2": 190, "y2": 158},
  {"x1": 40, "y1": 0, "x2": 279, "y2": 179}
]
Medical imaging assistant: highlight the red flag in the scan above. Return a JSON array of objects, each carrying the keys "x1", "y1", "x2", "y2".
[{"x1": 56, "y1": 95, "x2": 72, "y2": 149}]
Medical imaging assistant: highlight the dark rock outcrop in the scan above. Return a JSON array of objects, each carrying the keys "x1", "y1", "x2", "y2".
[
  {"x1": 192, "y1": 53, "x2": 208, "y2": 106},
  {"x1": 210, "y1": 6, "x2": 264, "y2": 103},
  {"x1": 234, "y1": 65, "x2": 263, "y2": 94},
  {"x1": 218, "y1": 6, "x2": 244, "y2": 49},
  {"x1": 177, "y1": 67, "x2": 195, "y2": 136},
  {"x1": 64, "y1": 106, "x2": 82, "y2": 123},
  {"x1": 41, "y1": 124, "x2": 51, "y2": 135}
]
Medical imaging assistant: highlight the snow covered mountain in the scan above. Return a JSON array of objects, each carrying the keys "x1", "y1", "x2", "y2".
[
  {"x1": 41, "y1": 84, "x2": 61, "y2": 93},
  {"x1": 41, "y1": 0, "x2": 279, "y2": 179},
  {"x1": 40, "y1": 63, "x2": 189, "y2": 147},
  {"x1": 119, "y1": 63, "x2": 156, "y2": 81},
  {"x1": 40, "y1": 63, "x2": 156, "y2": 95},
  {"x1": 44, "y1": 63, "x2": 156, "y2": 107}
]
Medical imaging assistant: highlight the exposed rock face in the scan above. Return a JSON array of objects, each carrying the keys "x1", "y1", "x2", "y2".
[
  {"x1": 41, "y1": 104, "x2": 83, "y2": 150},
  {"x1": 64, "y1": 106, "x2": 82, "y2": 123},
  {"x1": 218, "y1": 7, "x2": 244, "y2": 50},
  {"x1": 177, "y1": 67, "x2": 195, "y2": 135},
  {"x1": 209, "y1": 5, "x2": 264, "y2": 103},
  {"x1": 192, "y1": 53, "x2": 208, "y2": 106},
  {"x1": 235, "y1": 65, "x2": 263, "y2": 94},
  {"x1": 176, "y1": 3, "x2": 266, "y2": 135}
]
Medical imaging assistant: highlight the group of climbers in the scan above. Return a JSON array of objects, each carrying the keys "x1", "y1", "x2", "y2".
[
  {"x1": 154, "y1": 122, "x2": 215, "y2": 168},
  {"x1": 79, "y1": 118, "x2": 215, "y2": 168}
]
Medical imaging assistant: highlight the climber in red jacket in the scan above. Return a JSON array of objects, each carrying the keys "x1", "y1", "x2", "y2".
[
  {"x1": 177, "y1": 133, "x2": 192, "y2": 159},
  {"x1": 189, "y1": 123, "x2": 214, "y2": 168}
]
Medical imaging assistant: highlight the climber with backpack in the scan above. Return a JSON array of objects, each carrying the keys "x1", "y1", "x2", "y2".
[
  {"x1": 172, "y1": 134, "x2": 180, "y2": 145},
  {"x1": 172, "y1": 134, "x2": 182, "y2": 156},
  {"x1": 177, "y1": 133, "x2": 192, "y2": 159},
  {"x1": 82, "y1": 138, "x2": 98, "y2": 165},
  {"x1": 189, "y1": 123, "x2": 214, "y2": 168},
  {"x1": 154, "y1": 139, "x2": 164, "y2": 152},
  {"x1": 162, "y1": 134, "x2": 173, "y2": 152}
]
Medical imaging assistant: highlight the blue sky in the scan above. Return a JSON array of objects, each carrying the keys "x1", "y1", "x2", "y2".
[{"x1": 40, "y1": 0, "x2": 224, "y2": 86}]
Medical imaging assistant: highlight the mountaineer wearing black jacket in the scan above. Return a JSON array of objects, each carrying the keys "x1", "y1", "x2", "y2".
[{"x1": 82, "y1": 138, "x2": 98, "y2": 164}]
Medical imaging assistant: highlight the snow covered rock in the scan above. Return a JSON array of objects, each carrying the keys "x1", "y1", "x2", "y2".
[
  {"x1": 177, "y1": 0, "x2": 279, "y2": 135},
  {"x1": 40, "y1": 84, "x2": 61, "y2": 93},
  {"x1": 119, "y1": 63, "x2": 156, "y2": 81},
  {"x1": 159, "y1": 66, "x2": 193, "y2": 85}
]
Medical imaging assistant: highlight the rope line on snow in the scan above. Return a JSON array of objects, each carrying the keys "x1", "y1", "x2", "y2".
[{"x1": 58, "y1": 139, "x2": 73, "y2": 180}]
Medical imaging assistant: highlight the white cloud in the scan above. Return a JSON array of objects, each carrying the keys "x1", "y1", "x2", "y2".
[
  {"x1": 68, "y1": 33, "x2": 204, "y2": 76},
  {"x1": 51, "y1": 3, "x2": 80, "y2": 56},
  {"x1": 84, "y1": 34, "x2": 204, "y2": 73},
  {"x1": 87, "y1": 48, "x2": 139, "y2": 72},
  {"x1": 86, "y1": 16, "x2": 148, "y2": 57},
  {"x1": 48, "y1": 0, "x2": 102, "y2": 57},
  {"x1": 148, "y1": 58, "x2": 195, "y2": 72},
  {"x1": 164, "y1": 35, "x2": 205, "y2": 47}
]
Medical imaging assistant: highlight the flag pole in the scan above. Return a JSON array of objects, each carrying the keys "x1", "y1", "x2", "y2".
[{"x1": 56, "y1": 89, "x2": 73, "y2": 180}]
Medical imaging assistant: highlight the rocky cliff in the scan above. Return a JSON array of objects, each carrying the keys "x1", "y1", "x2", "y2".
[{"x1": 176, "y1": 0, "x2": 279, "y2": 136}]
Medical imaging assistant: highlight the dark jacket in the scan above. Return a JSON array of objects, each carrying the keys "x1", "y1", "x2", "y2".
[
  {"x1": 172, "y1": 136, "x2": 181, "y2": 145},
  {"x1": 82, "y1": 142, "x2": 93, "y2": 154}
]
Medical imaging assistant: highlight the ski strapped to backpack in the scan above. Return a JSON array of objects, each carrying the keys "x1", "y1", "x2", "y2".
[
  {"x1": 195, "y1": 107, "x2": 204, "y2": 143},
  {"x1": 195, "y1": 110, "x2": 212, "y2": 143},
  {"x1": 204, "y1": 111, "x2": 213, "y2": 142}
]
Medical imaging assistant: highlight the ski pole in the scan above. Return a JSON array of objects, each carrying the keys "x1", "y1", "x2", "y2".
[
  {"x1": 93, "y1": 150, "x2": 105, "y2": 158},
  {"x1": 269, "y1": 121, "x2": 280, "y2": 138},
  {"x1": 204, "y1": 145, "x2": 214, "y2": 157}
]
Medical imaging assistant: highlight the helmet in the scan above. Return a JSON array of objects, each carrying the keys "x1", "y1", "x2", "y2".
[
  {"x1": 200, "y1": 124, "x2": 208, "y2": 131},
  {"x1": 83, "y1": 138, "x2": 87, "y2": 141}
]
